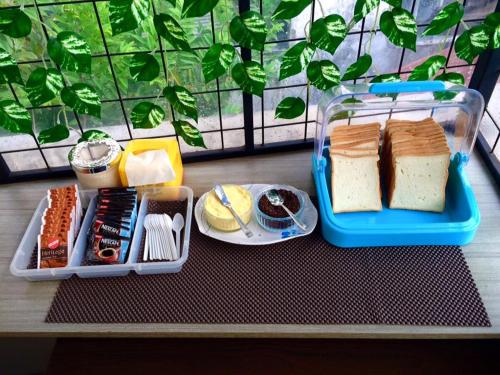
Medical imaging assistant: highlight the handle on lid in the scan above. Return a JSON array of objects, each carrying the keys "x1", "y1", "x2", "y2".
[{"x1": 369, "y1": 81, "x2": 446, "y2": 94}]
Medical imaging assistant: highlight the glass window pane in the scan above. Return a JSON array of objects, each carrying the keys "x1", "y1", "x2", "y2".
[
  {"x1": 265, "y1": 123, "x2": 305, "y2": 143},
  {"x1": 402, "y1": 26, "x2": 450, "y2": 73},
  {"x1": 166, "y1": 51, "x2": 216, "y2": 93},
  {"x1": 42, "y1": 4, "x2": 105, "y2": 55},
  {"x1": 179, "y1": 131, "x2": 222, "y2": 153},
  {"x1": 223, "y1": 129, "x2": 245, "y2": 148},
  {"x1": 64, "y1": 57, "x2": 119, "y2": 101},
  {"x1": 464, "y1": 0, "x2": 497, "y2": 20},
  {"x1": 3, "y1": 150, "x2": 47, "y2": 172},
  {"x1": 0, "y1": 131, "x2": 37, "y2": 153},
  {"x1": 221, "y1": 91, "x2": 244, "y2": 130},
  {"x1": 110, "y1": 55, "x2": 164, "y2": 99},
  {"x1": 43, "y1": 146, "x2": 73, "y2": 168},
  {"x1": 264, "y1": 86, "x2": 306, "y2": 127},
  {"x1": 82, "y1": 102, "x2": 130, "y2": 141},
  {"x1": 264, "y1": 40, "x2": 307, "y2": 88},
  {"x1": 33, "y1": 107, "x2": 79, "y2": 148}
]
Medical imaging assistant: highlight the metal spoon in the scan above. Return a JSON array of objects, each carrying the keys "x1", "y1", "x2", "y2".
[
  {"x1": 172, "y1": 213, "x2": 185, "y2": 259},
  {"x1": 265, "y1": 189, "x2": 307, "y2": 231}
]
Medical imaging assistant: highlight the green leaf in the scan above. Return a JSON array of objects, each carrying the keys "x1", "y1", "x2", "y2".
[
  {"x1": 329, "y1": 98, "x2": 363, "y2": 122},
  {"x1": 307, "y1": 60, "x2": 340, "y2": 90},
  {"x1": 229, "y1": 11, "x2": 267, "y2": 51},
  {"x1": 310, "y1": 14, "x2": 347, "y2": 54},
  {"x1": 354, "y1": 0, "x2": 380, "y2": 23},
  {"x1": 434, "y1": 72, "x2": 464, "y2": 85},
  {"x1": 341, "y1": 54, "x2": 372, "y2": 81},
  {"x1": 61, "y1": 83, "x2": 101, "y2": 118},
  {"x1": 37, "y1": 125, "x2": 69, "y2": 145},
  {"x1": 383, "y1": 0, "x2": 401, "y2": 6},
  {"x1": 380, "y1": 7, "x2": 417, "y2": 51},
  {"x1": 202, "y1": 43, "x2": 235, "y2": 83},
  {"x1": 433, "y1": 72, "x2": 465, "y2": 100},
  {"x1": 0, "y1": 48, "x2": 23, "y2": 85},
  {"x1": 163, "y1": 85, "x2": 198, "y2": 122},
  {"x1": 172, "y1": 120, "x2": 206, "y2": 148},
  {"x1": 129, "y1": 53, "x2": 160, "y2": 82},
  {"x1": 25, "y1": 68, "x2": 64, "y2": 107},
  {"x1": 165, "y1": 0, "x2": 176, "y2": 5},
  {"x1": 370, "y1": 73, "x2": 401, "y2": 83},
  {"x1": 47, "y1": 31, "x2": 91, "y2": 73},
  {"x1": 454, "y1": 25, "x2": 490, "y2": 64},
  {"x1": 422, "y1": 1, "x2": 464, "y2": 36},
  {"x1": 131, "y1": 101, "x2": 165, "y2": 129},
  {"x1": 271, "y1": 0, "x2": 312, "y2": 21},
  {"x1": 0, "y1": 100, "x2": 32, "y2": 135},
  {"x1": 408, "y1": 55, "x2": 446, "y2": 81},
  {"x1": 279, "y1": 41, "x2": 315, "y2": 80},
  {"x1": 231, "y1": 61, "x2": 266, "y2": 97},
  {"x1": 182, "y1": 0, "x2": 220, "y2": 18},
  {"x1": 109, "y1": 0, "x2": 150, "y2": 35},
  {"x1": 154, "y1": 13, "x2": 192, "y2": 52},
  {"x1": 485, "y1": 12, "x2": 500, "y2": 49},
  {"x1": 0, "y1": 8, "x2": 32, "y2": 38},
  {"x1": 78, "y1": 129, "x2": 112, "y2": 143},
  {"x1": 275, "y1": 97, "x2": 305, "y2": 119}
]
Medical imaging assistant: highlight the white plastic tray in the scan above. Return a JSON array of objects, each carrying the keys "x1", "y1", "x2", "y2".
[
  {"x1": 195, "y1": 184, "x2": 318, "y2": 245},
  {"x1": 10, "y1": 186, "x2": 193, "y2": 281}
]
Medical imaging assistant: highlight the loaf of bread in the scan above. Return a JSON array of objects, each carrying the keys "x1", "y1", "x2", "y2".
[
  {"x1": 329, "y1": 123, "x2": 382, "y2": 213},
  {"x1": 383, "y1": 118, "x2": 451, "y2": 212}
]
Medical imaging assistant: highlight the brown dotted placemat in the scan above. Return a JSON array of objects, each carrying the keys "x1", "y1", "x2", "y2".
[{"x1": 45, "y1": 200, "x2": 490, "y2": 326}]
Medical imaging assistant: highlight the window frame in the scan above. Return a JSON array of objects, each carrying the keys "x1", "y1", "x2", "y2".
[{"x1": 0, "y1": 0, "x2": 499, "y2": 184}]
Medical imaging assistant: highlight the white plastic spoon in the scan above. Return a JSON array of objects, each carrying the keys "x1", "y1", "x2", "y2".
[
  {"x1": 172, "y1": 213, "x2": 184, "y2": 260},
  {"x1": 163, "y1": 214, "x2": 177, "y2": 260},
  {"x1": 143, "y1": 215, "x2": 151, "y2": 261}
]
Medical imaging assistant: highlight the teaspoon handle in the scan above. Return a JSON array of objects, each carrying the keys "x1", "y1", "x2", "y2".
[{"x1": 281, "y1": 204, "x2": 307, "y2": 231}]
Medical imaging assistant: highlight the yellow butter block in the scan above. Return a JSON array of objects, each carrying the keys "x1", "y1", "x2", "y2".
[
  {"x1": 118, "y1": 138, "x2": 183, "y2": 189},
  {"x1": 203, "y1": 185, "x2": 253, "y2": 231}
]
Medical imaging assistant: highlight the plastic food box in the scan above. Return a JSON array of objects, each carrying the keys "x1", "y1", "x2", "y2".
[
  {"x1": 313, "y1": 81, "x2": 483, "y2": 248},
  {"x1": 10, "y1": 186, "x2": 193, "y2": 281}
]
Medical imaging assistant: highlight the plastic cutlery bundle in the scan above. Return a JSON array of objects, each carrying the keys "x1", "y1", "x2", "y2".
[{"x1": 143, "y1": 214, "x2": 178, "y2": 262}]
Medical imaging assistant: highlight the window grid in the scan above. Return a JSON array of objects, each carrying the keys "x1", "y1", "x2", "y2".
[{"x1": 0, "y1": 0, "x2": 496, "y2": 180}]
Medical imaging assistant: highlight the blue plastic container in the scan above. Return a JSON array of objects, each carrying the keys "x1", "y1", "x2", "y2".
[{"x1": 313, "y1": 81, "x2": 483, "y2": 248}]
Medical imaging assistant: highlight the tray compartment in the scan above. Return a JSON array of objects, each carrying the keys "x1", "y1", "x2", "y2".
[
  {"x1": 129, "y1": 186, "x2": 193, "y2": 275},
  {"x1": 71, "y1": 195, "x2": 131, "y2": 278},
  {"x1": 10, "y1": 197, "x2": 74, "y2": 281}
]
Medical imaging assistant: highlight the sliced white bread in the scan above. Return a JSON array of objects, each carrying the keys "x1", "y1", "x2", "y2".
[
  {"x1": 330, "y1": 123, "x2": 382, "y2": 213},
  {"x1": 384, "y1": 118, "x2": 451, "y2": 212},
  {"x1": 331, "y1": 154, "x2": 382, "y2": 213},
  {"x1": 389, "y1": 153, "x2": 450, "y2": 212}
]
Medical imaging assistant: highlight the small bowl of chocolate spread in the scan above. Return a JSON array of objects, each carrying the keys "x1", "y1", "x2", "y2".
[{"x1": 254, "y1": 185, "x2": 305, "y2": 232}]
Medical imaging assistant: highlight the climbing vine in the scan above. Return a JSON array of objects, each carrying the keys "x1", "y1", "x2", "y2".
[{"x1": 0, "y1": 0, "x2": 499, "y2": 147}]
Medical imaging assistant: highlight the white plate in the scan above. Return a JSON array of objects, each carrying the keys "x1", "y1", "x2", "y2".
[{"x1": 194, "y1": 184, "x2": 318, "y2": 245}]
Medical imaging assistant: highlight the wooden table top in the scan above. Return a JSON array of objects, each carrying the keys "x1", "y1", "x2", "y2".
[{"x1": 0, "y1": 150, "x2": 499, "y2": 338}]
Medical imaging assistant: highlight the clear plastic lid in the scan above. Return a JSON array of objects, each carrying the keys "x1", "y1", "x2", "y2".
[{"x1": 314, "y1": 81, "x2": 484, "y2": 170}]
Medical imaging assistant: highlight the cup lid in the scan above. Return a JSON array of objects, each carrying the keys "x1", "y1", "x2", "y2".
[{"x1": 69, "y1": 139, "x2": 121, "y2": 174}]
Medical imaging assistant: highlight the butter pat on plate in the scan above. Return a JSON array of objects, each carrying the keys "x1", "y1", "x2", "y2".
[{"x1": 203, "y1": 185, "x2": 253, "y2": 231}]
